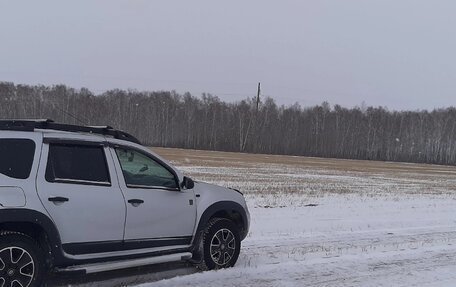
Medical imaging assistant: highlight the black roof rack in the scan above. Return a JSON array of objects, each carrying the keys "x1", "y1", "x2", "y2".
[{"x1": 0, "y1": 119, "x2": 141, "y2": 144}]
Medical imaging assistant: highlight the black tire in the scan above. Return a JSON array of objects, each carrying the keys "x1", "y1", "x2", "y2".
[
  {"x1": 0, "y1": 231, "x2": 46, "y2": 287},
  {"x1": 197, "y1": 218, "x2": 241, "y2": 271}
]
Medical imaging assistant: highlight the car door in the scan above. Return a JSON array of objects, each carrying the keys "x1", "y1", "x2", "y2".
[
  {"x1": 110, "y1": 144, "x2": 196, "y2": 248},
  {"x1": 36, "y1": 139, "x2": 126, "y2": 254}
]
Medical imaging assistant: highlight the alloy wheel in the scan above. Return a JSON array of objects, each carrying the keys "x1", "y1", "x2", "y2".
[
  {"x1": 0, "y1": 247, "x2": 34, "y2": 287},
  {"x1": 210, "y1": 228, "x2": 236, "y2": 266}
]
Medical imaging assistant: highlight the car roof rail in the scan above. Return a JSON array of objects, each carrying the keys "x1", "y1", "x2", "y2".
[{"x1": 0, "y1": 119, "x2": 141, "y2": 144}]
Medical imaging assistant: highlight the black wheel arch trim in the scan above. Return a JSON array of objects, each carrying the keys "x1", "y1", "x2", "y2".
[
  {"x1": 194, "y1": 201, "x2": 249, "y2": 247},
  {"x1": 0, "y1": 208, "x2": 67, "y2": 265}
]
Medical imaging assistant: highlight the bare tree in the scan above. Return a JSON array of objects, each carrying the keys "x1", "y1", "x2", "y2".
[{"x1": 1, "y1": 81, "x2": 456, "y2": 166}]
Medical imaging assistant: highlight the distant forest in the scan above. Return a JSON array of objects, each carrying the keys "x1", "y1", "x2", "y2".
[{"x1": 1, "y1": 81, "x2": 456, "y2": 166}]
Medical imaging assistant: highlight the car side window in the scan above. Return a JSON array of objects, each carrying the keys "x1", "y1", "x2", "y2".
[
  {"x1": 115, "y1": 147, "x2": 178, "y2": 189},
  {"x1": 0, "y1": 139, "x2": 36, "y2": 179},
  {"x1": 45, "y1": 143, "x2": 111, "y2": 186}
]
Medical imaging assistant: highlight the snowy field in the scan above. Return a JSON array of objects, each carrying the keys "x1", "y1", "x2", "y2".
[{"x1": 49, "y1": 148, "x2": 456, "y2": 286}]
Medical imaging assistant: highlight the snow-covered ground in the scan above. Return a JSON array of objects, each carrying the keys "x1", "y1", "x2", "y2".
[
  {"x1": 138, "y1": 194, "x2": 456, "y2": 287},
  {"x1": 49, "y1": 149, "x2": 456, "y2": 286},
  {"x1": 141, "y1": 149, "x2": 456, "y2": 287}
]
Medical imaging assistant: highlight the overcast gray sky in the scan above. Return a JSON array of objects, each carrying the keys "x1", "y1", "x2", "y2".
[{"x1": 1, "y1": 0, "x2": 455, "y2": 110}]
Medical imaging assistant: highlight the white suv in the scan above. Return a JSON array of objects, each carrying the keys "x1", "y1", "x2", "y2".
[{"x1": 0, "y1": 119, "x2": 250, "y2": 287}]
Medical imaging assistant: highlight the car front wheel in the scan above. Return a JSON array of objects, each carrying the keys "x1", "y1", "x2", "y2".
[{"x1": 198, "y1": 218, "x2": 241, "y2": 270}]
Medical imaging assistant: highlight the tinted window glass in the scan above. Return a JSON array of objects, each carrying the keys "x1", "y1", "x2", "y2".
[
  {"x1": 46, "y1": 144, "x2": 110, "y2": 185},
  {"x1": 0, "y1": 139, "x2": 35, "y2": 179},
  {"x1": 115, "y1": 148, "x2": 177, "y2": 189}
]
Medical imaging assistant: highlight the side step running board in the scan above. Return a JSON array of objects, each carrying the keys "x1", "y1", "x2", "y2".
[{"x1": 56, "y1": 252, "x2": 192, "y2": 274}]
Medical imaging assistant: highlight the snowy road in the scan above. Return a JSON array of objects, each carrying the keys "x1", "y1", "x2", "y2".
[{"x1": 138, "y1": 195, "x2": 456, "y2": 287}]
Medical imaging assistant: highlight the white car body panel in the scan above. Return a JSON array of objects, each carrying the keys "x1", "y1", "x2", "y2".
[
  {"x1": 192, "y1": 182, "x2": 249, "y2": 234},
  {"x1": 0, "y1": 186, "x2": 26, "y2": 207},
  {"x1": 106, "y1": 140, "x2": 197, "y2": 240},
  {"x1": 0, "y1": 131, "x2": 49, "y2": 216},
  {"x1": 35, "y1": 134, "x2": 127, "y2": 244}
]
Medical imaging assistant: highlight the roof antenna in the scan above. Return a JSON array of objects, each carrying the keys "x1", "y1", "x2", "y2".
[{"x1": 53, "y1": 105, "x2": 89, "y2": 126}]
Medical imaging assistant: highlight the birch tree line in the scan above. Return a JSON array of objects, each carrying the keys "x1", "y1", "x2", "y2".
[{"x1": 1, "y1": 81, "x2": 456, "y2": 165}]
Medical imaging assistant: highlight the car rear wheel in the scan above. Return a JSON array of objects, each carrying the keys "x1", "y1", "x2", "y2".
[
  {"x1": 0, "y1": 232, "x2": 45, "y2": 287},
  {"x1": 197, "y1": 218, "x2": 241, "y2": 271}
]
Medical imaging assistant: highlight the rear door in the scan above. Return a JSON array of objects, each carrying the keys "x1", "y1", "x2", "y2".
[
  {"x1": 36, "y1": 139, "x2": 126, "y2": 254},
  {"x1": 110, "y1": 144, "x2": 196, "y2": 248}
]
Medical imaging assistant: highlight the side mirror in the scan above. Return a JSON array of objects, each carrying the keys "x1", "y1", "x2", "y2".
[{"x1": 182, "y1": 176, "x2": 194, "y2": 189}]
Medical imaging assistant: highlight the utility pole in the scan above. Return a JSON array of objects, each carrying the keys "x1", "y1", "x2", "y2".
[
  {"x1": 256, "y1": 82, "x2": 261, "y2": 112},
  {"x1": 241, "y1": 82, "x2": 261, "y2": 152}
]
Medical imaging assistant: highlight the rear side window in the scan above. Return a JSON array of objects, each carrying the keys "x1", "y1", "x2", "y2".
[
  {"x1": 45, "y1": 144, "x2": 111, "y2": 185},
  {"x1": 0, "y1": 139, "x2": 36, "y2": 179}
]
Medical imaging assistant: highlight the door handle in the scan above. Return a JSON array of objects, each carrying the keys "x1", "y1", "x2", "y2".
[
  {"x1": 48, "y1": 196, "x2": 69, "y2": 203},
  {"x1": 128, "y1": 199, "x2": 144, "y2": 206}
]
